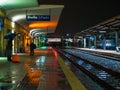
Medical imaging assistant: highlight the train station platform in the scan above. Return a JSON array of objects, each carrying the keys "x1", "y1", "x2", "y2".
[
  {"x1": 77, "y1": 48, "x2": 120, "y2": 58},
  {"x1": 0, "y1": 47, "x2": 86, "y2": 90}
]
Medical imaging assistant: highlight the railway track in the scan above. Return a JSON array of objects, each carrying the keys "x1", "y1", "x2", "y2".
[
  {"x1": 64, "y1": 49, "x2": 120, "y2": 73},
  {"x1": 57, "y1": 49, "x2": 120, "y2": 90},
  {"x1": 75, "y1": 48, "x2": 120, "y2": 62}
]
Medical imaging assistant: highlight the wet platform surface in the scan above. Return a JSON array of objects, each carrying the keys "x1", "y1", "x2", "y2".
[{"x1": 0, "y1": 48, "x2": 72, "y2": 90}]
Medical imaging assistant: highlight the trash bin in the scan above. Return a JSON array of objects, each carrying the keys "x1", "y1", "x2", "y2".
[{"x1": 12, "y1": 54, "x2": 20, "y2": 62}]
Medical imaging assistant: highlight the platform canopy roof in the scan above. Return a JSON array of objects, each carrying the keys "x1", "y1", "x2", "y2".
[
  {"x1": 0, "y1": 0, "x2": 64, "y2": 36},
  {"x1": 75, "y1": 15, "x2": 120, "y2": 37}
]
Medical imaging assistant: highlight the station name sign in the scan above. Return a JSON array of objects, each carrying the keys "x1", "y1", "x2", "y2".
[{"x1": 26, "y1": 15, "x2": 50, "y2": 21}]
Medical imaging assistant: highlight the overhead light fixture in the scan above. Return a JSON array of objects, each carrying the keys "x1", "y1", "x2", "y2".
[
  {"x1": 30, "y1": 29, "x2": 41, "y2": 34},
  {"x1": 29, "y1": 29, "x2": 45, "y2": 36},
  {"x1": 29, "y1": 21, "x2": 57, "y2": 28},
  {"x1": 99, "y1": 30, "x2": 106, "y2": 33},
  {"x1": 34, "y1": 32, "x2": 42, "y2": 36},
  {"x1": 0, "y1": 0, "x2": 38, "y2": 10},
  {"x1": 86, "y1": 34, "x2": 91, "y2": 37},
  {"x1": 12, "y1": 14, "x2": 26, "y2": 22},
  {"x1": 0, "y1": 0, "x2": 7, "y2": 5}
]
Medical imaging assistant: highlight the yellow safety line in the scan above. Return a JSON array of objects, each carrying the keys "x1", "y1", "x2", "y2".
[{"x1": 58, "y1": 55, "x2": 87, "y2": 90}]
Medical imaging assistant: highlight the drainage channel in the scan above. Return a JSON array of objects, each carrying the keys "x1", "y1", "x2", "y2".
[
  {"x1": 14, "y1": 56, "x2": 44, "y2": 90},
  {"x1": 15, "y1": 69, "x2": 41, "y2": 90}
]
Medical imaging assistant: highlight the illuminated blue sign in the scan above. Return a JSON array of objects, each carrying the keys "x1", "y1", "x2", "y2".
[{"x1": 26, "y1": 15, "x2": 50, "y2": 21}]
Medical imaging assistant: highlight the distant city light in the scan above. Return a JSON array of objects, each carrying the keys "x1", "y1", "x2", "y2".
[{"x1": 66, "y1": 34, "x2": 69, "y2": 36}]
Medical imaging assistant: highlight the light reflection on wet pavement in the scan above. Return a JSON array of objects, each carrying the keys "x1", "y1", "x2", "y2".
[
  {"x1": 37, "y1": 49, "x2": 71, "y2": 90},
  {"x1": 0, "y1": 55, "x2": 39, "y2": 90},
  {"x1": 0, "y1": 49, "x2": 71, "y2": 90}
]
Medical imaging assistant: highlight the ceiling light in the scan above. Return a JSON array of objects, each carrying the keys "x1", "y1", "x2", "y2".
[
  {"x1": 29, "y1": 22, "x2": 57, "y2": 28},
  {"x1": 12, "y1": 15, "x2": 26, "y2": 22},
  {"x1": 0, "y1": 0, "x2": 38, "y2": 10},
  {"x1": 0, "y1": 0, "x2": 7, "y2": 5}
]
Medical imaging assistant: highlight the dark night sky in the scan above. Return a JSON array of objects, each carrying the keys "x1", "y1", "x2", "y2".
[{"x1": 55, "y1": 0, "x2": 120, "y2": 36}]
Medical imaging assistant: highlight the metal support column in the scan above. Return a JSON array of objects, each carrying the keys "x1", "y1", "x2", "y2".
[
  {"x1": 94, "y1": 35, "x2": 97, "y2": 49},
  {"x1": 115, "y1": 31, "x2": 119, "y2": 47},
  {"x1": 115, "y1": 31, "x2": 119, "y2": 51},
  {"x1": 88, "y1": 37, "x2": 91, "y2": 48},
  {"x1": 83, "y1": 37, "x2": 86, "y2": 48},
  {"x1": 103, "y1": 34, "x2": 106, "y2": 50}
]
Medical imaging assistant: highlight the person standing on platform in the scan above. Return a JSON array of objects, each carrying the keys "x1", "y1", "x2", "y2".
[
  {"x1": 4, "y1": 31, "x2": 16, "y2": 61},
  {"x1": 30, "y1": 42, "x2": 36, "y2": 56},
  {"x1": 5, "y1": 38, "x2": 13, "y2": 61}
]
